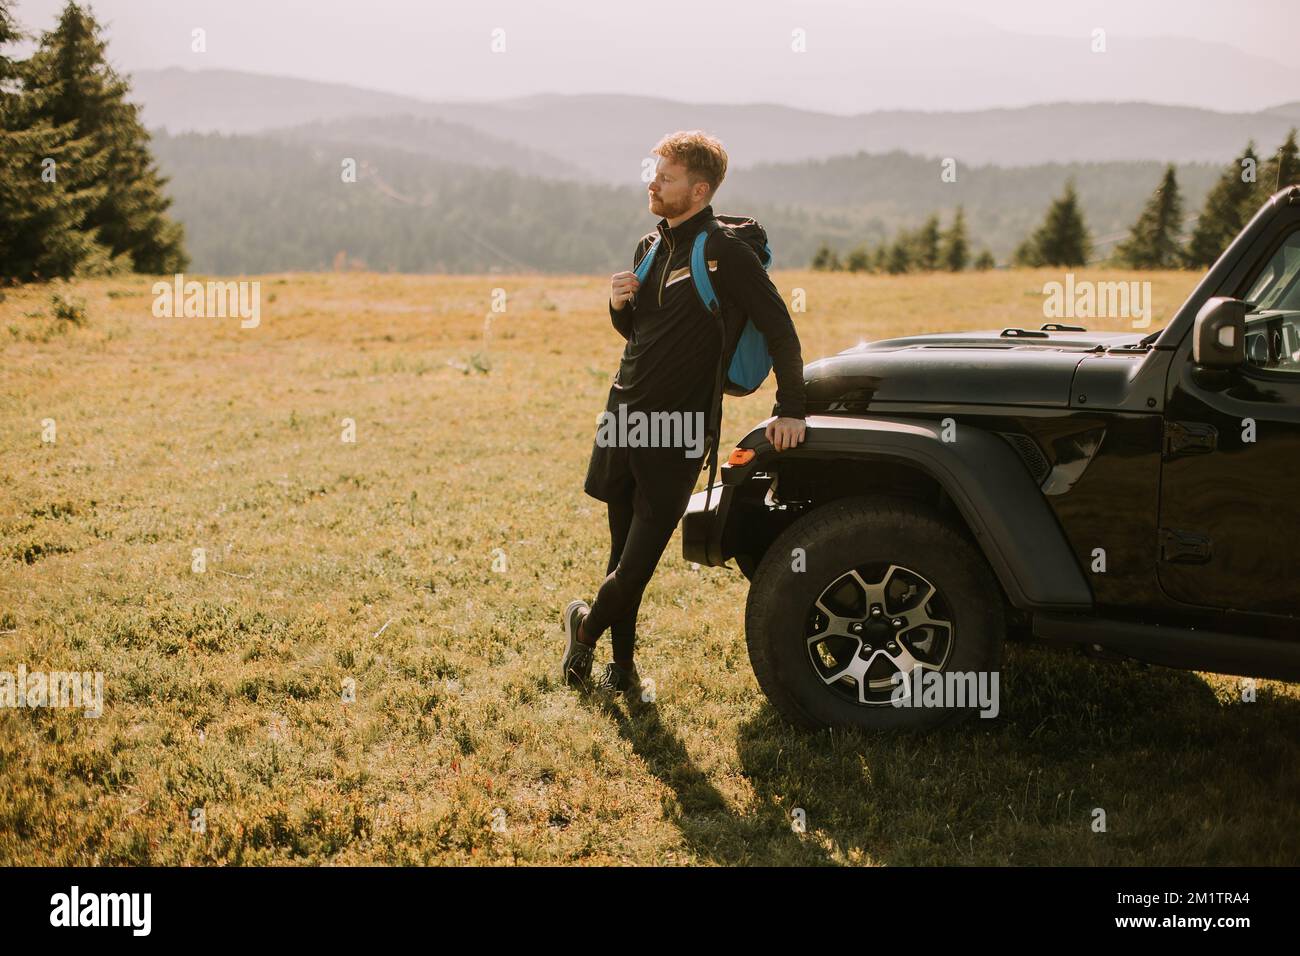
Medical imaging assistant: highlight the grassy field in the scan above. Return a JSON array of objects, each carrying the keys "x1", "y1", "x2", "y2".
[{"x1": 1, "y1": 266, "x2": 1297, "y2": 865}]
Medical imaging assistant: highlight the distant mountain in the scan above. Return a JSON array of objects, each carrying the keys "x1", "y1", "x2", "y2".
[
  {"x1": 723, "y1": 151, "x2": 1226, "y2": 260},
  {"x1": 133, "y1": 68, "x2": 1300, "y2": 185},
  {"x1": 130, "y1": 67, "x2": 1299, "y2": 275},
  {"x1": 148, "y1": 127, "x2": 1261, "y2": 275},
  {"x1": 421, "y1": 96, "x2": 1298, "y2": 184},
  {"x1": 148, "y1": 131, "x2": 650, "y2": 275},
  {"x1": 131, "y1": 68, "x2": 437, "y2": 134},
  {"x1": 268, "y1": 114, "x2": 583, "y2": 180},
  {"x1": 122, "y1": 5, "x2": 1300, "y2": 115},
  {"x1": 1265, "y1": 102, "x2": 1300, "y2": 123}
]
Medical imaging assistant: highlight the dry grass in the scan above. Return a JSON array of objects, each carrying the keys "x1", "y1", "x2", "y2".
[{"x1": 0, "y1": 267, "x2": 1296, "y2": 865}]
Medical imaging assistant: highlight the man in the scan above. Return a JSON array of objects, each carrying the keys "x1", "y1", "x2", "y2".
[{"x1": 561, "y1": 129, "x2": 807, "y2": 694}]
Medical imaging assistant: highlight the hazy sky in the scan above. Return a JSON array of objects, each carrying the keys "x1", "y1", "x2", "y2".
[{"x1": 10, "y1": 0, "x2": 1299, "y2": 112}]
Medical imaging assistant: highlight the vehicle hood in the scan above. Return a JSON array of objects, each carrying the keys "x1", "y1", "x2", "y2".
[{"x1": 803, "y1": 328, "x2": 1148, "y2": 410}]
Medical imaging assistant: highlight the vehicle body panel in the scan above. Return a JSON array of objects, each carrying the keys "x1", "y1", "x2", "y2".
[{"x1": 683, "y1": 187, "x2": 1300, "y2": 677}]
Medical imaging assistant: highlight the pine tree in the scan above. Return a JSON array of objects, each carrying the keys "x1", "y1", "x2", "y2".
[
  {"x1": 1260, "y1": 129, "x2": 1300, "y2": 193},
  {"x1": 811, "y1": 242, "x2": 837, "y2": 270},
  {"x1": 24, "y1": 2, "x2": 187, "y2": 274},
  {"x1": 940, "y1": 206, "x2": 969, "y2": 271},
  {"x1": 1187, "y1": 142, "x2": 1260, "y2": 267},
  {"x1": 886, "y1": 233, "x2": 912, "y2": 274},
  {"x1": 814, "y1": 243, "x2": 842, "y2": 271},
  {"x1": 1114, "y1": 165, "x2": 1185, "y2": 269},
  {"x1": 871, "y1": 244, "x2": 888, "y2": 273},
  {"x1": 0, "y1": 0, "x2": 107, "y2": 281},
  {"x1": 1013, "y1": 180, "x2": 1091, "y2": 267},
  {"x1": 913, "y1": 214, "x2": 941, "y2": 271},
  {"x1": 0, "y1": 1, "x2": 20, "y2": 112},
  {"x1": 973, "y1": 250, "x2": 996, "y2": 271},
  {"x1": 845, "y1": 244, "x2": 871, "y2": 272}
]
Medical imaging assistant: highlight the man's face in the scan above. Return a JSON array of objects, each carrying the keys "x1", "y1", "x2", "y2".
[{"x1": 648, "y1": 158, "x2": 703, "y2": 219}]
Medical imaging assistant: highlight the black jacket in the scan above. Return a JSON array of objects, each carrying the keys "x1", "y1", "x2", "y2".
[{"x1": 607, "y1": 204, "x2": 807, "y2": 421}]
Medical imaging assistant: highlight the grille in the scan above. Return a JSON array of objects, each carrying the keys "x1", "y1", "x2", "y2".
[{"x1": 997, "y1": 432, "x2": 1050, "y2": 483}]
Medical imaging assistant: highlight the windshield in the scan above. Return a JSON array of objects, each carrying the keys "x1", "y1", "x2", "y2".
[
  {"x1": 1244, "y1": 232, "x2": 1300, "y2": 312},
  {"x1": 1239, "y1": 231, "x2": 1300, "y2": 371}
]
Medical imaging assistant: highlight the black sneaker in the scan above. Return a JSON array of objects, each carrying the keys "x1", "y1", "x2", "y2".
[
  {"x1": 595, "y1": 661, "x2": 642, "y2": 696},
  {"x1": 560, "y1": 599, "x2": 594, "y2": 688}
]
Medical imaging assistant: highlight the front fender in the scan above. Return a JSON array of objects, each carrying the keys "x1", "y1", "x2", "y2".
[{"x1": 687, "y1": 414, "x2": 1093, "y2": 612}]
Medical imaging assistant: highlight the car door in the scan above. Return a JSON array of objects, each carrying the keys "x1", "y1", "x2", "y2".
[{"x1": 1158, "y1": 224, "x2": 1300, "y2": 617}]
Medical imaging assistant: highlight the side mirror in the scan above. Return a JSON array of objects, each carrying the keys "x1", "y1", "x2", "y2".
[{"x1": 1192, "y1": 297, "x2": 1247, "y2": 368}]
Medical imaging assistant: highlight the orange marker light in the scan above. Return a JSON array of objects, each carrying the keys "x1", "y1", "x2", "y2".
[{"x1": 726, "y1": 448, "x2": 755, "y2": 466}]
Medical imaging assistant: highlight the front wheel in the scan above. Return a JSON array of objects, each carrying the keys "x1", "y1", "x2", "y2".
[{"x1": 745, "y1": 497, "x2": 1005, "y2": 732}]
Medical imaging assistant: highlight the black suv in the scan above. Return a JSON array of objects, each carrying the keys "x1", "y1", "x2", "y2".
[{"x1": 683, "y1": 186, "x2": 1300, "y2": 732}]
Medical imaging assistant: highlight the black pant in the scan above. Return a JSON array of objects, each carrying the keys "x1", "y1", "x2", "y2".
[{"x1": 583, "y1": 448, "x2": 700, "y2": 662}]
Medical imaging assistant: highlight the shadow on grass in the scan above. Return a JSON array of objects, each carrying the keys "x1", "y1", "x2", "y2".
[
  {"x1": 584, "y1": 640, "x2": 1300, "y2": 865},
  {"x1": 579, "y1": 687, "x2": 835, "y2": 865}
]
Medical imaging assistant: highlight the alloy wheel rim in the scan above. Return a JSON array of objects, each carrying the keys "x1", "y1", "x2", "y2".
[{"x1": 804, "y1": 562, "x2": 954, "y2": 706}]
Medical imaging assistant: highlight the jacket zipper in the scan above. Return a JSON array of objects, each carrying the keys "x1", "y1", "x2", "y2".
[{"x1": 658, "y1": 225, "x2": 675, "y2": 307}]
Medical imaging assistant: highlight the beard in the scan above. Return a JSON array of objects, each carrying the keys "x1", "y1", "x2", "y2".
[{"x1": 649, "y1": 192, "x2": 691, "y2": 219}]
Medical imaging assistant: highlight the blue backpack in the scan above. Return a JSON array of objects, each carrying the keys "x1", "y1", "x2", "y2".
[
  {"x1": 631, "y1": 215, "x2": 775, "y2": 396},
  {"x1": 631, "y1": 215, "x2": 777, "y2": 511}
]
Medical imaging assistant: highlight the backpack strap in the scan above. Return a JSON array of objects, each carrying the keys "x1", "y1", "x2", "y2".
[
  {"x1": 689, "y1": 225, "x2": 721, "y2": 317},
  {"x1": 631, "y1": 233, "x2": 661, "y2": 298},
  {"x1": 702, "y1": 344, "x2": 725, "y2": 514},
  {"x1": 691, "y1": 217, "x2": 773, "y2": 516},
  {"x1": 693, "y1": 220, "x2": 727, "y2": 514},
  {"x1": 694, "y1": 220, "x2": 770, "y2": 515}
]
